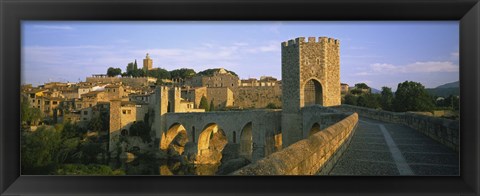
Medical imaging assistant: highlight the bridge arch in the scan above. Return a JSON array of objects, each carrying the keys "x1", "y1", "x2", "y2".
[
  {"x1": 303, "y1": 78, "x2": 323, "y2": 106},
  {"x1": 196, "y1": 123, "x2": 228, "y2": 164},
  {"x1": 160, "y1": 123, "x2": 188, "y2": 153},
  {"x1": 239, "y1": 122, "x2": 253, "y2": 160}
]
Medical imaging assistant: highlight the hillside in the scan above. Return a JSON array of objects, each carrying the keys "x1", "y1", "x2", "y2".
[
  {"x1": 435, "y1": 81, "x2": 459, "y2": 89},
  {"x1": 426, "y1": 81, "x2": 460, "y2": 97}
]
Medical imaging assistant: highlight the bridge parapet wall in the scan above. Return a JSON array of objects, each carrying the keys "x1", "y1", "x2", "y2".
[
  {"x1": 333, "y1": 104, "x2": 459, "y2": 152},
  {"x1": 233, "y1": 112, "x2": 358, "y2": 175}
]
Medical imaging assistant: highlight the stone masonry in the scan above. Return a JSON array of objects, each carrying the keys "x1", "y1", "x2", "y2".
[{"x1": 282, "y1": 37, "x2": 341, "y2": 147}]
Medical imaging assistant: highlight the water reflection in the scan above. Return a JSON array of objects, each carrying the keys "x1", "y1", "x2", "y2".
[{"x1": 110, "y1": 158, "x2": 220, "y2": 175}]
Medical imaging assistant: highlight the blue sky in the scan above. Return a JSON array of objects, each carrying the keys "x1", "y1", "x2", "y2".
[{"x1": 22, "y1": 21, "x2": 459, "y2": 90}]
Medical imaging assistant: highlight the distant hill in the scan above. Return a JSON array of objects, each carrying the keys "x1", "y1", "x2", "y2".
[
  {"x1": 435, "y1": 81, "x2": 459, "y2": 89},
  {"x1": 371, "y1": 88, "x2": 381, "y2": 94},
  {"x1": 426, "y1": 81, "x2": 459, "y2": 97}
]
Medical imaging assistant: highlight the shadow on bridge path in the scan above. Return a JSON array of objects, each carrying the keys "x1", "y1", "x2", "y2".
[{"x1": 326, "y1": 117, "x2": 459, "y2": 176}]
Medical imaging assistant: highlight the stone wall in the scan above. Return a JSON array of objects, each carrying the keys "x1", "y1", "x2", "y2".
[
  {"x1": 85, "y1": 76, "x2": 156, "y2": 87},
  {"x1": 301, "y1": 105, "x2": 349, "y2": 138},
  {"x1": 185, "y1": 72, "x2": 239, "y2": 90},
  {"x1": 232, "y1": 112, "x2": 358, "y2": 175},
  {"x1": 206, "y1": 87, "x2": 234, "y2": 109},
  {"x1": 235, "y1": 86, "x2": 282, "y2": 108},
  {"x1": 333, "y1": 105, "x2": 459, "y2": 152},
  {"x1": 181, "y1": 87, "x2": 207, "y2": 109},
  {"x1": 298, "y1": 37, "x2": 341, "y2": 107}
]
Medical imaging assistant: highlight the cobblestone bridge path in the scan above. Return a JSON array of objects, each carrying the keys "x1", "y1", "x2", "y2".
[{"x1": 327, "y1": 117, "x2": 459, "y2": 175}]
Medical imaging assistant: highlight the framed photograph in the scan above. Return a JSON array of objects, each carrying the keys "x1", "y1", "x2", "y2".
[{"x1": 1, "y1": 0, "x2": 479, "y2": 195}]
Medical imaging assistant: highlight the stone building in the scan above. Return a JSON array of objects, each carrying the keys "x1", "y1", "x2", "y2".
[
  {"x1": 78, "y1": 85, "x2": 92, "y2": 98},
  {"x1": 281, "y1": 37, "x2": 341, "y2": 146},
  {"x1": 104, "y1": 84, "x2": 124, "y2": 100},
  {"x1": 24, "y1": 88, "x2": 65, "y2": 118},
  {"x1": 78, "y1": 90, "x2": 108, "y2": 109},
  {"x1": 181, "y1": 86, "x2": 207, "y2": 108},
  {"x1": 185, "y1": 68, "x2": 240, "y2": 90},
  {"x1": 341, "y1": 83, "x2": 349, "y2": 94},
  {"x1": 143, "y1": 53, "x2": 153, "y2": 71},
  {"x1": 109, "y1": 100, "x2": 150, "y2": 151},
  {"x1": 206, "y1": 87, "x2": 234, "y2": 109},
  {"x1": 236, "y1": 85, "x2": 282, "y2": 108}
]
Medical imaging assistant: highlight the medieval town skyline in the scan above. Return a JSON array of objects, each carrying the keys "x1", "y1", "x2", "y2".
[{"x1": 22, "y1": 21, "x2": 459, "y2": 91}]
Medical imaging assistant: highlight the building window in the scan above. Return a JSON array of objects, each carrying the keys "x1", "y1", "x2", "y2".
[
  {"x1": 89, "y1": 104, "x2": 92, "y2": 107},
  {"x1": 113, "y1": 89, "x2": 116, "y2": 92},
  {"x1": 233, "y1": 131, "x2": 236, "y2": 143},
  {"x1": 53, "y1": 101, "x2": 57, "y2": 105},
  {"x1": 122, "y1": 110, "x2": 126, "y2": 114},
  {"x1": 83, "y1": 111, "x2": 88, "y2": 115},
  {"x1": 38, "y1": 100, "x2": 40, "y2": 104},
  {"x1": 83, "y1": 118, "x2": 87, "y2": 121},
  {"x1": 192, "y1": 126, "x2": 196, "y2": 143},
  {"x1": 32, "y1": 100, "x2": 35, "y2": 103},
  {"x1": 30, "y1": 94, "x2": 35, "y2": 98},
  {"x1": 45, "y1": 101, "x2": 50, "y2": 105},
  {"x1": 127, "y1": 110, "x2": 131, "y2": 114}
]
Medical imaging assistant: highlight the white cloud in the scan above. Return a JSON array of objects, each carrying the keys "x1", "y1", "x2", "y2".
[
  {"x1": 233, "y1": 42, "x2": 249, "y2": 46},
  {"x1": 353, "y1": 72, "x2": 371, "y2": 76},
  {"x1": 33, "y1": 25, "x2": 74, "y2": 30},
  {"x1": 356, "y1": 61, "x2": 458, "y2": 76},
  {"x1": 451, "y1": 51, "x2": 459, "y2": 58},
  {"x1": 246, "y1": 42, "x2": 280, "y2": 53}
]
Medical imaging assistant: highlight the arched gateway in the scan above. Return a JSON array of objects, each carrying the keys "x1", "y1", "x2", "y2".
[{"x1": 281, "y1": 37, "x2": 341, "y2": 146}]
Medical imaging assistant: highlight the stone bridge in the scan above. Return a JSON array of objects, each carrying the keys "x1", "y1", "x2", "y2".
[
  {"x1": 158, "y1": 105, "x2": 350, "y2": 164},
  {"x1": 163, "y1": 110, "x2": 282, "y2": 162},
  {"x1": 234, "y1": 105, "x2": 459, "y2": 175}
]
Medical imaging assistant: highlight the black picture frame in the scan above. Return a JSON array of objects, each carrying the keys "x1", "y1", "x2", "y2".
[{"x1": 1, "y1": 0, "x2": 479, "y2": 195}]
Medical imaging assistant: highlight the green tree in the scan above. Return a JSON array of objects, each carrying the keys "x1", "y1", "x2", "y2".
[
  {"x1": 147, "y1": 68, "x2": 171, "y2": 80},
  {"x1": 393, "y1": 81, "x2": 435, "y2": 112},
  {"x1": 199, "y1": 96, "x2": 209, "y2": 111},
  {"x1": 209, "y1": 99, "x2": 215, "y2": 111},
  {"x1": 197, "y1": 68, "x2": 238, "y2": 77},
  {"x1": 106, "y1": 67, "x2": 122, "y2": 77},
  {"x1": 133, "y1": 59, "x2": 138, "y2": 70},
  {"x1": 75, "y1": 142, "x2": 103, "y2": 164},
  {"x1": 344, "y1": 94, "x2": 358, "y2": 105},
  {"x1": 88, "y1": 116, "x2": 104, "y2": 132},
  {"x1": 380, "y1": 86, "x2": 394, "y2": 111},
  {"x1": 129, "y1": 121, "x2": 152, "y2": 143},
  {"x1": 126, "y1": 62, "x2": 134, "y2": 74},
  {"x1": 444, "y1": 95, "x2": 460, "y2": 111},
  {"x1": 170, "y1": 68, "x2": 196, "y2": 79},
  {"x1": 355, "y1": 83, "x2": 370, "y2": 89},
  {"x1": 21, "y1": 97, "x2": 43, "y2": 125},
  {"x1": 21, "y1": 126, "x2": 63, "y2": 174},
  {"x1": 360, "y1": 93, "x2": 381, "y2": 109},
  {"x1": 350, "y1": 88, "x2": 363, "y2": 95},
  {"x1": 265, "y1": 103, "x2": 278, "y2": 109},
  {"x1": 55, "y1": 164, "x2": 124, "y2": 175}
]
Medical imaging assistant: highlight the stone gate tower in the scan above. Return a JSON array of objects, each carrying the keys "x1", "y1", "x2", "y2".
[{"x1": 281, "y1": 37, "x2": 341, "y2": 146}]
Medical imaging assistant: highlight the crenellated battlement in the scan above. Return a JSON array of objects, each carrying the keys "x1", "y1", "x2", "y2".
[{"x1": 281, "y1": 37, "x2": 340, "y2": 48}]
